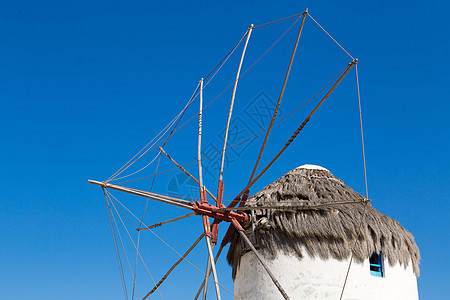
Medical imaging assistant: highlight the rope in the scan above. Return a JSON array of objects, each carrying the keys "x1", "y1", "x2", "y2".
[
  {"x1": 157, "y1": 16, "x2": 302, "y2": 144},
  {"x1": 106, "y1": 189, "x2": 161, "y2": 300},
  {"x1": 253, "y1": 13, "x2": 302, "y2": 29},
  {"x1": 203, "y1": 31, "x2": 248, "y2": 88},
  {"x1": 356, "y1": 65, "x2": 369, "y2": 200},
  {"x1": 108, "y1": 30, "x2": 248, "y2": 183},
  {"x1": 107, "y1": 12, "x2": 353, "y2": 184},
  {"x1": 102, "y1": 61, "x2": 356, "y2": 298},
  {"x1": 107, "y1": 16, "x2": 302, "y2": 185},
  {"x1": 110, "y1": 28, "x2": 242, "y2": 182},
  {"x1": 115, "y1": 187, "x2": 372, "y2": 206},
  {"x1": 204, "y1": 31, "x2": 248, "y2": 81},
  {"x1": 214, "y1": 199, "x2": 370, "y2": 212},
  {"x1": 115, "y1": 65, "x2": 347, "y2": 186},
  {"x1": 237, "y1": 229, "x2": 290, "y2": 299},
  {"x1": 234, "y1": 61, "x2": 357, "y2": 199},
  {"x1": 339, "y1": 202, "x2": 369, "y2": 299},
  {"x1": 307, "y1": 13, "x2": 354, "y2": 60},
  {"x1": 107, "y1": 193, "x2": 142, "y2": 300},
  {"x1": 107, "y1": 108, "x2": 184, "y2": 182},
  {"x1": 113, "y1": 151, "x2": 161, "y2": 183},
  {"x1": 160, "y1": 147, "x2": 217, "y2": 201},
  {"x1": 132, "y1": 151, "x2": 163, "y2": 300},
  {"x1": 107, "y1": 192, "x2": 164, "y2": 300},
  {"x1": 137, "y1": 213, "x2": 196, "y2": 231},
  {"x1": 218, "y1": 25, "x2": 253, "y2": 182},
  {"x1": 339, "y1": 64, "x2": 370, "y2": 299},
  {"x1": 194, "y1": 245, "x2": 225, "y2": 300},
  {"x1": 143, "y1": 233, "x2": 206, "y2": 299},
  {"x1": 107, "y1": 191, "x2": 240, "y2": 299},
  {"x1": 109, "y1": 83, "x2": 200, "y2": 183},
  {"x1": 104, "y1": 190, "x2": 129, "y2": 300},
  {"x1": 107, "y1": 109, "x2": 189, "y2": 183},
  {"x1": 247, "y1": 13, "x2": 306, "y2": 186},
  {"x1": 97, "y1": 12, "x2": 365, "y2": 299}
]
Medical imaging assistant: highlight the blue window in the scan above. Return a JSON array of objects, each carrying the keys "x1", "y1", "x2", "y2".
[{"x1": 369, "y1": 252, "x2": 384, "y2": 277}]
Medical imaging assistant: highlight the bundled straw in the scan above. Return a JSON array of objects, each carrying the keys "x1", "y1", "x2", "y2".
[{"x1": 227, "y1": 167, "x2": 420, "y2": 279}]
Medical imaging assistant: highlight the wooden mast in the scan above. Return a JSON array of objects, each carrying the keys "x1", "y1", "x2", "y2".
[
  {"x1": 197, "y1": 78, "x2": 222, "y2": 300},
  {"x1": 217, "y1": 24, "x2": 253, "y2": 186}
]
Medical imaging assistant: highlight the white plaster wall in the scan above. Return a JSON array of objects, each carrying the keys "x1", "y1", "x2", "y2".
[{"x1": 234, "y1": 248, "x2": 418, "y2": 300}]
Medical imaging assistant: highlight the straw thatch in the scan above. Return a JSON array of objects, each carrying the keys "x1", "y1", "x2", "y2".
[{"x1": 227, "y1": 166, "x2": 420, "y2": 279}]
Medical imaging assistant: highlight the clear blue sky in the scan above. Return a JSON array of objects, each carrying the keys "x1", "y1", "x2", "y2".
[{"x1": 1, "y1": 1, "x2": 448, "y2": 299}]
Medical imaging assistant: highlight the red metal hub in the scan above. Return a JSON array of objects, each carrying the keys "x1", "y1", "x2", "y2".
[{"x1": 191, "y1": 201, "x2": 249, "y2": 226}]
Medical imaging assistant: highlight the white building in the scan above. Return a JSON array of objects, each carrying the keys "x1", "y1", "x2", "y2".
[{"x1": 228, "y1": 165, "x2": 420, "y2": 299}]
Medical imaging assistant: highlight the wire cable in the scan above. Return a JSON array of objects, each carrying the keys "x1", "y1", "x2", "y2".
[
  {"x1": 109, "y1": 16, "x2": 302, "y2": 183},
  {"x1": 107, "y1": 192, "x2": 165, "y2": 300},
  {"x1": 247, "y1": 13, "x2": 306, "y2": 187},
  {"x1": 115, "y1": 64, "x2": 347, "y2": 186},
  {"x1": 132, "y1": 151, "x2": 163, "y2": 300},
  {"x1": 153, "y1": 16, "x2": 303, "y2": 146},
  {"x1": 107, "y1": 191, "x2": 240, "y2": 299},
  {"x1": 108, "y1": 83, "x2": 200, "y2": 182},
  {"x1": 108, "y1": 30, "x2": 248, "y2": 183},
  {"x1": 307, "y1": 13, "x2": 354, "y2": 60},
  {"x1": 104, "y1": 190, "x2": 129, "y2": 300},
  {"x1": 253, "y1": 13, "x2": 302, "y2": 29},
  {"x1": 107, "y1": 194, "x2": 142, "y2": 300},
  {"x1": 109, "y1": 13, "x2": 305, "y2": 182},
  {"x1": 339, "y1": 64, "x2": 370, "y2": 299},
  {"x1": 107, "y1": 110, "x2": 183, "y2": 182},
  {"x1": 204, "y1": 31, "x2": 248, "y2": 87}
]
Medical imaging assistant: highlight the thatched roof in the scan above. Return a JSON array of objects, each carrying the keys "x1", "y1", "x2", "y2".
[{"x1": 227, "y1": 165, "x2": 420, "y2": 279}]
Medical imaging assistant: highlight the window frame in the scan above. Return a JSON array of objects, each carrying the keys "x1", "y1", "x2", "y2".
[{"x1": 369, "y1": 252, "x2": 384, "y2": 278}]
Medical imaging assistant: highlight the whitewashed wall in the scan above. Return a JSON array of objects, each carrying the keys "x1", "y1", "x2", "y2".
[{"x1": 234, "y1": 248, "x2": 418, "y2": 300}]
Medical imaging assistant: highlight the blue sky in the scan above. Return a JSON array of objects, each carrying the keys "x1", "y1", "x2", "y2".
[{"x1": 1, "y1": 0, "x2": 449, "y2": 299}]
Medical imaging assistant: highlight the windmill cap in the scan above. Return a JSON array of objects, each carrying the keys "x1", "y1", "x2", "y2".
[{"x1": 296, "y1": 164, "x2": 330, "y2": 172}]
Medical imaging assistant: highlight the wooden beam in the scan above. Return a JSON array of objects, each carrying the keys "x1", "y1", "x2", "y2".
[
  {"x1": 218, "y1": 25, "x2": 254, "y2": 182},
  {"x1": 88, "y1": 180, "x2": 193, "y2": 210}
]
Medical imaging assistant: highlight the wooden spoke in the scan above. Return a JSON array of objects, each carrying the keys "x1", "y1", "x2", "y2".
[
  {"x1": 195, "y1": 244, "x2": 225, "y2": 300},
  {"x1": 204, "y1": 236, "x2": 221, "y2": 300},
  {"x1": 142, "y1": 233, "x2": 205, "y2": 300},
  {"x1": 218, "y1": 24, "x2": 254, "y2": 183},
  {"x1": 214, "y1": 199, "x2": 370, "y2": 212},
  {"x1": 235, "y1": 58, "x2": 358, "y2": 200},
  {"x1": 235, "y1": 225, "x2": 290, "y2": 300},
  {"x1": 247, "y1": 10, "x2": 308, "y2": 187}
]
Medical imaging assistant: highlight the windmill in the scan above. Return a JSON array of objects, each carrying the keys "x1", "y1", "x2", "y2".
[{"x1": 88, "y1": 8, "x2": 418, "y2": 300}]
